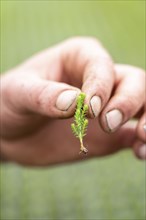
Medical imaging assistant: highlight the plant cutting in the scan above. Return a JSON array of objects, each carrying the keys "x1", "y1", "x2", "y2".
[{"x1": 71, "y1": 93, "x2": 89, "y2": 154}]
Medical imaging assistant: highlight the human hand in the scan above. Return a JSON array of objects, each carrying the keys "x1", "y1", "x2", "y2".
[{"x1": 1, "y1": 37, "x2": 145, "y2": 166}]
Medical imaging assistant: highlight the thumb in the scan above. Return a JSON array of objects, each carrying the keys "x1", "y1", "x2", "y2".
[{"x1": 7, "y1": 76, "x2": 80, "y2": 118}]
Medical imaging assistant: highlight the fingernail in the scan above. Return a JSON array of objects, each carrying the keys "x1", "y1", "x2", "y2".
[
  {"x1": 56, "y1": 90, "x2": 77, "y2": 111},
  {"x1": 143, "y1": 124, "x2": 146, "y2": 132},
  {"x1": 90, "y1": 96, "x2": 101, "y2": 117},
  {"x1": 106, "y1": 109, "x2": 123, "y2": 131},
  {"x1": 138, "y1": 144, "x2": 146, "y2": 160}
]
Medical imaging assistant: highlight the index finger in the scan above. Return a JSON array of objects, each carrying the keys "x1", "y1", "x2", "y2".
[
  {"x1": 60, "y1": 37, "x2": 115, "y2": 118},
  {"x1": 22, "y1": 37, "x2": 115, "y2": 118}
]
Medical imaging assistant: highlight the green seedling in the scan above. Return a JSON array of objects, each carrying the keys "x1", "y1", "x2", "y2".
[{"x1": 71, "y1": 93, "x2": 89, "y2": 154}]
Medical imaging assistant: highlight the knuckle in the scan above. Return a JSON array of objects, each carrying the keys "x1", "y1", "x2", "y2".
[
  {"x1": 131, "y1": 66, "x2": 145, "y2": 80},
  {"x1": 116, "y1": 95, "x2": 141, "y2": 117},
  {"x1": 118, "y1": 64, "x2": 146, "y2": 78},
  {"x1": 66, "y1": 36, "x2": 101, "y2": 49},
  {"x1": 83, "y1": 36, "x2": 100, "y2": 45},
  {"x1": 96, "y1": 82, "x2": 110, "y2": 102},
  {"x1": 30, "y1": 83, "x2": 49, "y2": 111},
  {"x1": 127, "y1": 96, "x2": 139, "y2": 109}
]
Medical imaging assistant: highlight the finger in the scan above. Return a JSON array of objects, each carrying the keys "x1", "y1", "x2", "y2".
[
  {"x1": 100, "y1": 64, "x2": 145, "y2": 132},
  {"x1": 61, "y1": 37, "x2": 115, "y2": 118},
  {"x1": 136, "y1": 112, "x2": 146, "y2": 142},
  {"x1": 20, "y1": 37, "x2": 115, "y2": 118},
  {"x1": 133, "y1": 112, "x2": 146, "y2": 159},
  {"x1": 101, "y1": 120, "x2": 137, "y2": 155},
  {"x1": 3, "y1": 74, "x2": 80, "y2": 118},
  {"x1": 133, "y1": 140, "x2": 146, "y2": 160}
]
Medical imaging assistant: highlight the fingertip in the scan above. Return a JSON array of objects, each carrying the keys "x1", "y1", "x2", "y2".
[
  {"x1": 99, "y1": 107, "x2": 124, "y2": 133},
  {"x1": 56, "y1": 90, "x2": 78, "y2": 111},
  {"x1": 138, "y1": 144, "x2": 146, "y2": 160},
  {"x1": 28, "y1": 79, "x2": 81, "y2": 118},
  {"x1": 89, "y1": 95, "x2": 102, "y2": 118},
  {"x1": 136, "y1": 113, "x2": 146, "y2": 142},
  {"x1": 55, "y1": 88, "x2": 81, "y2": 118},
  {"x1": 133, "y1": 140, "x2": 146, "y2": 160}
]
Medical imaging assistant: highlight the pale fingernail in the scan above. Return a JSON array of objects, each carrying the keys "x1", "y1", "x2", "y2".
[
  {"x1": 56, "y1": 90, "x2": 77, "y2": 111},
  {"x1": 138, "y1": 144, "x2": 146, "y2": 160},
  {"x1": 106, "y1": 109, "x2": 123, "y2": 131},
  {"x1": 143, "y1": 124, "x2": 146, "y2": 132},
  {"x1": 90, "y1": 96, "x2": 101, "y2": 117}
]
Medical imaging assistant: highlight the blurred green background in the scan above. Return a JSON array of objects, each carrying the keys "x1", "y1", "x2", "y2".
[{"x1": 0, "y1": 0, "x2": 145, "y2": 219}]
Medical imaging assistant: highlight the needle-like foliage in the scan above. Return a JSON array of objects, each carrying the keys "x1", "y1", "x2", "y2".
[{"x1": 71, "y1": 93, "x2": 88, "y2": 154}]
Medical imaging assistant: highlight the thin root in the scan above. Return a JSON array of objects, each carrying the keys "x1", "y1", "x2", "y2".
[{"x1": 79, "y1": 146, "x2": 88, "y2": 155}]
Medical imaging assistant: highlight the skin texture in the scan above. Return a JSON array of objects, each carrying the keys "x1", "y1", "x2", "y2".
[{"x1": 0, "y1": 37, "x2": 145, "y2": 166}]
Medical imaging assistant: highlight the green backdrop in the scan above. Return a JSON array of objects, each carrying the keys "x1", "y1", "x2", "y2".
[{"x1": 0, "y1": 1, "x2": 145, "y2": 219}]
